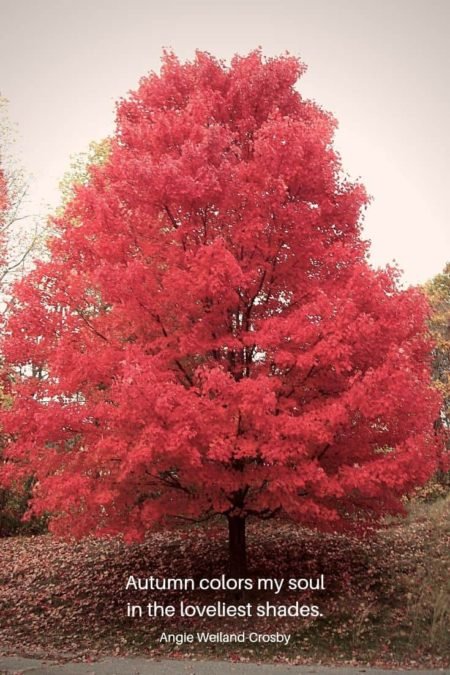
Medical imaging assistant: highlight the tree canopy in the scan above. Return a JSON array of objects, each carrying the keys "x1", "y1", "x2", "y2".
[{"x1": 1, "y1": 51, "x2": 442, "y2": 570}]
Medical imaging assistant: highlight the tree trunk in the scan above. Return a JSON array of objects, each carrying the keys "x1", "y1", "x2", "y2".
[{"x1": 228, "y1": 515, "x2": 247, "y2": 579}]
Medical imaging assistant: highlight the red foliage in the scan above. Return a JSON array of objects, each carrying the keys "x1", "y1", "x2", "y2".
[{"x1": 1, "y1": 51, "x2": 442, "y2": 541}]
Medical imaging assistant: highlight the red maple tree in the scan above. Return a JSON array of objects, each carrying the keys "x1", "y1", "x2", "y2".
[{"x1": 2, "y1": 52, "x2": 441, "y2": 575}]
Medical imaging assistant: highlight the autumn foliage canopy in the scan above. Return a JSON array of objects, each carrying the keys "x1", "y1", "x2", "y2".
[{"x1": 1, "y1": 52, "x2": 442, "y2": 545}]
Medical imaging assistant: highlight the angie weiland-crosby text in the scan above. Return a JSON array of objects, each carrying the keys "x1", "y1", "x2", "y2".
[{"x1": 159, "y1": 631, "x2": 293, "y2": 646}]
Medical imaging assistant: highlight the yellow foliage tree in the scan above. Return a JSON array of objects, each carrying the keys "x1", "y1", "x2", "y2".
[
  {"x1": 423, "y1": 264, "x2": 450, "y2": 497},
  {"x1": 425, "y1": 263, "x2": 450, "y2": 430}
]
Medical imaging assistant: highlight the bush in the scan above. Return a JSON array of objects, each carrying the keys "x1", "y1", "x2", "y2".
[
  {"x1": 405, "y1": 496, "x2": 450, "y2": 653},
  {"x1": 0, "y1": 477, "x2": 48, "y2": 537}
]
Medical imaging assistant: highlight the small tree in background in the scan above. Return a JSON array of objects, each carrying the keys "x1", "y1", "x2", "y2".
[
  {"x1": 421, "y1": 264, "x2": 450, "y2": 498},
  {"x1": 57, "y1": 139, "x2": 111, "y2": 211},
  {"x1": 0, "y1": 100, "x2": 47, "y2": 535},
  {"x1": 1, "y1": 52, "x2": 442, "y2": 572},
  {"x1": 0, "y1": 97, "x2": 41, "y2": 285},
  {"x1": 425, "y1": 263, "x2": 450, "y2": 431}
]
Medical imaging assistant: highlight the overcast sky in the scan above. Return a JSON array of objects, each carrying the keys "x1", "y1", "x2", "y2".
[{"x1": 0, "y1": 0, "x2": 449, "y2": 285}]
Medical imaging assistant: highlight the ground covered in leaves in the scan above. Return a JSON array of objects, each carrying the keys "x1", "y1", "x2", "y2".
[{"x1": 0, "y1": 497, "x2": 449, "y2": 669}]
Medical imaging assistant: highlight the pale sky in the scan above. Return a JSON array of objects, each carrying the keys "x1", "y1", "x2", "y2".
[{"x1": 0, "y1": 0, "x2": 449, "y2": 285}]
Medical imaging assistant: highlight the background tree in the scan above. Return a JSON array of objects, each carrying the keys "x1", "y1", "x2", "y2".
[
  {"x1": 0, "y1": 164, "x2": 7, "y2": 230},
  {"x1": 57, "y1": 138, "x2": 111, "y2": 211},
  {"x1": 422, "y1": 264, "x2": 450, "y2": 497},
  {"x1": 0, "y1": 97, "x2": 48, "y2": 536},
  {"x1": 0, "y1": 121, "x2": 108, "y2": 536},
  {"x1": 425, "y1": 263, "x2": 450, "y2": 430},
  {"x1": 1, "y1": 51, "x2": 441, "y2": 573},
  {"x1": 0, "y1": 97, "x2": 41, "y2": 286}
]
